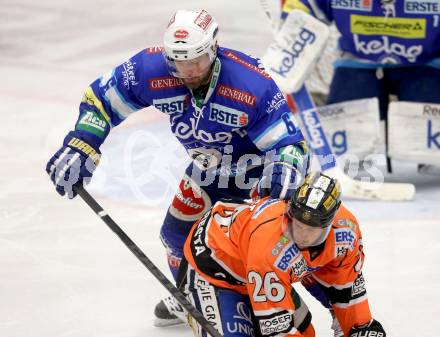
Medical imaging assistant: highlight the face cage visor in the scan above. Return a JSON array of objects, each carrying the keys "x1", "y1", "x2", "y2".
[
  {"x1": 290, "y1": 217, "x2": 332, "y2": 249},
  {"x1": 163, "y1": 50, "x2": 215, "y2": 79}
]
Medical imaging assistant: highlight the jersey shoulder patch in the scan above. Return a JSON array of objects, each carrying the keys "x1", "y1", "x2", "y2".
[{"x1": 252, "y1": 198, "x2": 284, "y2": 220}]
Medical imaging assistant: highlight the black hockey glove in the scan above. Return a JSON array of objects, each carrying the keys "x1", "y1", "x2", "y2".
[{"x1": 349, "y1": 319, "x2": 386, "y2": 337}]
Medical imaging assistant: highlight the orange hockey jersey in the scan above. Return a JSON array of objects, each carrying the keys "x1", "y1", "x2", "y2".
[{"x1": 183, "y1": 198, "x2": 372, "y2": 336}]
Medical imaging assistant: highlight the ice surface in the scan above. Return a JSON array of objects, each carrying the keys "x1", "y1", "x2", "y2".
[{"x1": 0, "y1": 1, "x2": 439, "y2": 337}]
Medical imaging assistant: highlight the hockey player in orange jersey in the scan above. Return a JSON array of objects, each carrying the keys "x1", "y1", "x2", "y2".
[{"x1": 178, "y1": 172, "x2": 386, "y2": 337}]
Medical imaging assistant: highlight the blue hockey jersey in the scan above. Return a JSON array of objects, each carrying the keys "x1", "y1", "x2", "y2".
[
  {"x1": 74, "y1": 47, "x2": 307, "y2": 176},
  {"x1": 282, "y1": 0, "x2": 440, "y2": 68}
]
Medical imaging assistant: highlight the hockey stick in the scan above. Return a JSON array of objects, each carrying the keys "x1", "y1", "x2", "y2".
[
  {"x1": 73, "y1": 185, "x2": 223, "y2": 337},
  {"x1": 290, "y1": 85, "x2": 416, "y2": 201}
]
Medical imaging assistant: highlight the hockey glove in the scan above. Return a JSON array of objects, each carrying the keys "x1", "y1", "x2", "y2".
[
  {"x1": 46, "y1": 131, "x2": 101, "y2": 198},
  {"x1": 257, "y1": 144, "x2": 308, "y2": 200},
  {"x1": 349, "y1": 319, "x2": 386, "y2": 337}
]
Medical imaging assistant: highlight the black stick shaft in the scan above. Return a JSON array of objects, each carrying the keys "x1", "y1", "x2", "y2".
[{"x1": 74, "y1": 185, "x2": 223, "y2": 337}]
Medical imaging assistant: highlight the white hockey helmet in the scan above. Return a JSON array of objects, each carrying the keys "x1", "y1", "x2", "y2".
[{"x1": 163, "y1": 9, "x2": 219, "y2": 77}]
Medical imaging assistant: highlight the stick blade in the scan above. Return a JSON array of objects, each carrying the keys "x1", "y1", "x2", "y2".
[{"x1": 327, "y1": 167, "x2": 416, "y2": 201}]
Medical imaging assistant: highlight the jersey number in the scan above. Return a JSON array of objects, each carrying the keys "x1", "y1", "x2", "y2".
[
  {"x1": 282, "y1": 112, "x2": 297, "y2": 135},
  {"x1": 248, "y1": 271, "x2": 285, "y2": 303}
]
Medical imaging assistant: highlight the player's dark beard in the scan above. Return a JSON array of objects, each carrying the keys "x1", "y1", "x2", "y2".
[
  {"x1": 183, "y1": 64, "x2": 214, "y2": 91},
  {"x1": 191, "y1": 81, "x2": 211, "y2": 101}
]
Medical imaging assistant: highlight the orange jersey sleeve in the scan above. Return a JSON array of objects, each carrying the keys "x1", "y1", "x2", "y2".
[{"x1": 305, "y1": 205, "x2": 372, "y2": 336}]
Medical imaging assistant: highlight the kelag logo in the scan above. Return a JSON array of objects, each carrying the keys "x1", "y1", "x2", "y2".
[
  {"x1": 428, "y1": 120, "x2": 440, "y2": 149},
  {"x1": 269, "y1": 27, "x2": 316, "y2": 78},
  {"x1": 425, "y1": 102, "x2": 440, "y2": 149},
  {"x1": 353, "y1": 35, "x2": 423, "y2": 63},
  {"x1": 302, "y1": 110, "x2": 325, "y2": 149}
]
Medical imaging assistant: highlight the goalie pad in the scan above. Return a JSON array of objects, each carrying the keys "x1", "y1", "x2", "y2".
[
  {"x1": 261, "y1": 9, "x2": 330, "y2": 94},
  {"x1": 388, "y1": 101, "x2": 440, "y2": 165},
  {"x1": 314, "y1": 98, "x2": 383, "y2": 161}
]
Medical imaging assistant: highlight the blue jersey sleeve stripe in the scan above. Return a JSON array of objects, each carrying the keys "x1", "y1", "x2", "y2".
[
  {"x1": 102, "y1": 84, "x2": 139, "y2": 120},
  {"x1": 253, "y1": 119, "x2": 291, "y2": 151}
]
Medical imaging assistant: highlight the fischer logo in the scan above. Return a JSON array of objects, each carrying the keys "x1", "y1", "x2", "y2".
[
  {"x1": 269, "y1": 27, "x2": 316, "y2": 78},
  {"x1": 149, "y1": 76, "x2": 184, "y2": 90},
  {"x1": 302, "y1": 110, "x2": 325, "y2": 148},
  {"x1": 353, "y1": 35, "x2": 423, "y2": 63},
  {"x1": 350, "y1": 15, "x2": 426, "y2": 38}
]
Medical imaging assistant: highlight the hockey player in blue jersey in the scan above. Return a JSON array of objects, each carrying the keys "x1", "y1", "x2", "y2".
[
  {"x1": 278, "y1": 0, "x2": 440, "y2": 173},
  {"x1": 280, "y1": 0, "x2": 440, "y2": 112},
  {"x1": 46, "y1": 9, "x2": 310, "y2": 327}
]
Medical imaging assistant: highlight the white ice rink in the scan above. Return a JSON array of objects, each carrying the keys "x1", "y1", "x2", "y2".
[{"x1": 1, "y1": 1, "x2": 439, "y2": 336}]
